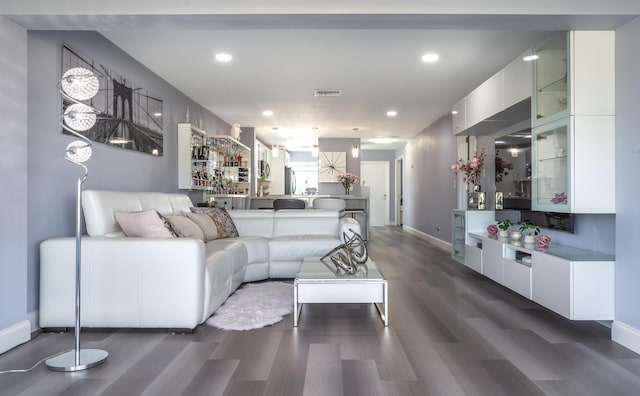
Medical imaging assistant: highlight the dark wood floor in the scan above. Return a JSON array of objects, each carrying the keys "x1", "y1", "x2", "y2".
[{"x1": 2, "y1": 226, "x2": 640, "y2": 395}]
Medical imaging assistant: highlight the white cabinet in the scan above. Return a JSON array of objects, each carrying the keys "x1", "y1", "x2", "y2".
[
  {"x1": 177, "y1": 123, "x2": 251, "y2": 196},
  {"x1": 531, "y1": 252, "x2": 614, "y2": 320},
  {"x1": 531, "y1": 30, "x2": 615, "y2": 214},
  {"x1": 452, "y1": 50, "x2": 531, "y2": 136},
  {"x1": 466, "y1": 233, "x2": 614, "y2": 321},
  {"x1": 465, "y1": 72, "x2": 503, "y2": 129},
  {"x1": 178, "y1": 123, "x2": 213, "y2": 190},
  {"x1": 532, "y1": 31, "x2": 615, "y2": 126},
  {"x1": 503, "y1": 245, "x2": 532, "y2": 299},
  {"x1": 451, "y1": 210, "x2": 495, "y2": 265},
  {"x1": 452, "y1": 98, "x2": 466, "y2": 135},
  {"x1": 532, "y1": 115, "x2": 615, "y2": 213},
  {"x1": 482, "y1": 237, "x2": 504, "y2": 284}
]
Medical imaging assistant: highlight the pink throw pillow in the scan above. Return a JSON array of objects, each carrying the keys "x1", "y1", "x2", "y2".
[{"x1": 115, "y1": 210, "x2": 174, "y2": 238}]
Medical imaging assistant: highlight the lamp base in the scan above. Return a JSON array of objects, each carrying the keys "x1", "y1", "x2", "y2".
[{"x1": 46, "y1": 349, "x2": 108, "y2": 372}]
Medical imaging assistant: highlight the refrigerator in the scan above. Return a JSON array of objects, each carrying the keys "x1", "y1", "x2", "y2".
[{"x1": 284, "y1": 166, "x2": 296, "y2": 195}]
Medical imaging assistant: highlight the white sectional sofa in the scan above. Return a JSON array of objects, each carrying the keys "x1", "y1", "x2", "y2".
[{"x1": 39, "y1": 190, "x2": 359, "y2": 331}]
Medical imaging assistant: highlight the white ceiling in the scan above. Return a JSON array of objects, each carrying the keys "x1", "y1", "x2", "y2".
[{"x1": 3, "y1": 2, "x2": 638, "y2": 151}]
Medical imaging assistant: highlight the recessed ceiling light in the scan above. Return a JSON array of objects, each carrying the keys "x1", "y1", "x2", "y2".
[
  {"x1": 386, "y1": 110, "x2": 397, "y2": 117},
  {"x1": 523, "y1": 54, "x2": 539, "y2": 61},
  {"x1": 262, "y1": 110, "x2": 273, "y2": 116},
  {"x1": 215, "y1": 53, "x2": 232, "y2": 62},
  {"x1": 451, "y1": 110, "x2": 459, "y2": 115},
  {"x1": 421, "y1": 53, "x2": 440, "y2": 63},
  {"x1": 153, "y1": 112, "x2": 162, "y2": 117}
]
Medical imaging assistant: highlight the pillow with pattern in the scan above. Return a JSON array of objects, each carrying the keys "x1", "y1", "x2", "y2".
[{"x1": 190, "y1": 207, "x2": 239, "y2": 239}]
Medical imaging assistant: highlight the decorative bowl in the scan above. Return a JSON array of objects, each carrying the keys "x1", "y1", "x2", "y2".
[{"x1": 510, "y1": 231, "x2": 522, "y2": 241}]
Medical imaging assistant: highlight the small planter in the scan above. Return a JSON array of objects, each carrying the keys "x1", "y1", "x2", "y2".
[
  {"x1": 499, "y1": 230, "x2": 509, "y2": 238},
  {"x1": 524, "y1": 235, "x2": 535, "y2": 244}
]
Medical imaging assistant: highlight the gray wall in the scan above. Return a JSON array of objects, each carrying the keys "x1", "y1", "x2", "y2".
[
  {"x1": 0, "y1": 18, "x2": 28, "y2": 330},
  {"x1": 615, "y1": 16, "x2": 640, "y2": 329},
  {"x1": 360, "y1": 149, "x2": 397, "y2": 223},
  {"x1": 26, "y1": 31, "x2": 230, "y2": 313},
  {"x1": 401, "y1": 115, "x2": 458, "y2": 240}
]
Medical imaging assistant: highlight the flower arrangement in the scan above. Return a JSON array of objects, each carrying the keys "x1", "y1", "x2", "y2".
[
  {"x1": 487, "y1": 224, "x2": 499, "y2": 236},
  {"x1": 495, "y1": 156, "x2": 514, "y2": 183},
  {"x1": 337, "y1": 172, "x2": 359, "y2": 194},
  {"x1": 449, "y1": 145, "x2": 486, "y2": 186}
]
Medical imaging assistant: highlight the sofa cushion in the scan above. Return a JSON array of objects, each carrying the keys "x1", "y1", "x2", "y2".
[
  {"x1": 185, "y1": 212, "x2": 218, "y2": 242},
  {"x1": 228, "y1": 210, "x2": 274, "y2": 238},
  {"x1": 191, "y1": 207, "x2": 239, "y2": 239},
  {"x1": 164, "y1": 215, "x2": 205, "y2": 241},
  {"x1": 114, "y1": 210, "x2": 174, "y2": 238}
]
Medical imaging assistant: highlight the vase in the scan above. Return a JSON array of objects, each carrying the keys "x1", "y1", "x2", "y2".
[
  {"x1": 510, "y1": 231, "x2": 522, "y2": 241},
  {"x1": 344, "y1": 185, "x2": 351, "y2": 195}
]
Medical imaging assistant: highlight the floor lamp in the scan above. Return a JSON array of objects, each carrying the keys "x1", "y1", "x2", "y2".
[{"x1": 46, "y1": 67, "x2": 108, "y2": 372}]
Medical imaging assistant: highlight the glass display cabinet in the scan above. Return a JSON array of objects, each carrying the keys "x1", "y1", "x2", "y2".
[
  {"x1": 532, "y1": 31, "x2": 569, "y2": 126},
  {"x1": 532, "y1": 118, "x2": 570, "y2": 212}
]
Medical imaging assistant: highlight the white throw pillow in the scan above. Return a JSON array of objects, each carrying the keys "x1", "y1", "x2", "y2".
[
  {"x1": 114, "y1": 210, "x2": 174, "y2": 238},
  {"x1": 163, "y1": 215, "x2": 205, "y2": 241},
  {"x1": 185, "y1": 212, "x2": 218, "y2": 242}
]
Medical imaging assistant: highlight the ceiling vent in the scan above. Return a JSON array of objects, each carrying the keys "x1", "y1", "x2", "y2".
[{"x1": 314, "y1": 89, "x2": 342, "y2": 97}]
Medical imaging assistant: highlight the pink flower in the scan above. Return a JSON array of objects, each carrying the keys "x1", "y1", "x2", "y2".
[
  {"x1": 487, "y1": 224, "x2": 499, "y2": 235},
  {"x1": 536, "y1": 235, "x2": 551, "y2": 248}
]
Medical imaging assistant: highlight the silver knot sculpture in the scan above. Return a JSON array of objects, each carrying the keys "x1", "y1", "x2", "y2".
[{"x1": 320, "y1": 228, "x2": 368, "y2": 275}]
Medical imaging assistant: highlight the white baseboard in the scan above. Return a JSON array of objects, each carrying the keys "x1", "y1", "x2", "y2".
[
  {"x1": 0, "y1": 320, "x2": 31, "y2": 354},
  {"x1": 403, "y1": 225, "x2": 451, "y2": 253},
  {"x1": 28, "y1": 310, "x2": 39, "y2": 333},
  {"x1": 612, "y1": 321, "x2": 640, "y2": 354}
]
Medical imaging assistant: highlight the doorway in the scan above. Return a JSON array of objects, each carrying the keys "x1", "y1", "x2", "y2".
[
  {"x1": 395, "y1": 156, "x2": 403, "y2": 226},
  {"x1": 361, "y1": 161, "x2": 390, "y2": 226}
]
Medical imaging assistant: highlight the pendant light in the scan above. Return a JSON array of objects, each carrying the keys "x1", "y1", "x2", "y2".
[
  {"x1": 312, "y1": 127, "x2": 319, "y2": 158},
  {"x1": 272, "y1": 127, "x2": 279, "y2": 157},
  {"x1": 351, "y1": 127, "x2": 360, "y2": 158}
]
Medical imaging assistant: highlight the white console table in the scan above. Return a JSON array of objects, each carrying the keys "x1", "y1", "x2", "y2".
[{"x1": 465, "y1": 232, "x2": 614, "y2": 320}]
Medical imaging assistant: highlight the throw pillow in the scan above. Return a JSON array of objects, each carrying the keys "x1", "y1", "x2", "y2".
[
  {"x1": 114, "y1": 210, "x2": 174, "y2": 238},
  {"x1": 190, "y1": 207, "x2": 239, "y2": 239},
  {"x1": 163, "y1": 215, "x2": 205, "y2": 241},
  {"x1": 185, "y1": 212, "x2": 218, "y2": 242}
]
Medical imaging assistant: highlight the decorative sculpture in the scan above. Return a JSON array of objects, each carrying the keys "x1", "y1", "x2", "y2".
[{"x1": 321, "y1": 228, "x2": 368, "y2": 275}]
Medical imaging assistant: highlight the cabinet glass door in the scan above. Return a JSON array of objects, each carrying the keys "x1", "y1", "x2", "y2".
[
  {"x1": 452, "y1": 211, "x2": 466, "y2": 264},
  {"x1": 532, "y1": 31, "x2": 569, "y2": 126},
  {"x1": 532, "y1": 118, "x2": 570, "y2": 212}
]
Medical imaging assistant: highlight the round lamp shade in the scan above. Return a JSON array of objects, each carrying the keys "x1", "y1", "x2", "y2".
[
  {"x1": 65, "y1": 140, "x2": 92, "y2": 163},
  {"x1": 64, "y1": 103, "x2": 97, "y2": 131},
  {"x1": 61, "y1": 67, "x2": 99, "y2": 101}
]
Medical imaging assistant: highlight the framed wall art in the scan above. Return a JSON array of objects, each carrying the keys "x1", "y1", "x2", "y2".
[
  {"x1": 61, "y1": 45, "x2": 164, "y2": 156},
  {"x1": 318, "y1": 151, "x2": 346, "y2": 182}
]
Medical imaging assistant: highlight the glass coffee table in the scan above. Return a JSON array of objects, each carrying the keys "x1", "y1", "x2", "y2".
[{"x1": 293, "y1": 257, "x2": 388, "y2": 327}]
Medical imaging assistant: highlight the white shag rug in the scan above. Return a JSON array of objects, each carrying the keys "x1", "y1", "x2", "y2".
[{"x1": 206, "y1": 281, "x2": 294, "y2": 331}]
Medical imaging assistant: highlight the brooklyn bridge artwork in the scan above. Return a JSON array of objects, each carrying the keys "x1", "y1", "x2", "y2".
[{"x1": 62, "y1": 45, "x2": 164, "y2": 156}]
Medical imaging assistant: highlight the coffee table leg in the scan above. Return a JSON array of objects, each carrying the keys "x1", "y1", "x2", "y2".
[
  {"x1": 374, "y1": 281, "x2": 389, "y2": 326},
  {"x1": 294, "y1": 281, "x2": 300, "y2": 327}
]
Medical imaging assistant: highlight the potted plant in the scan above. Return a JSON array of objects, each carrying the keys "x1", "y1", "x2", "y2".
[
  {"x1": 519, "y1": 222, "x2": 541, "y2": 244},
  {"x1": 497, "y1": 219, "x2": 512, "y2": 238}
]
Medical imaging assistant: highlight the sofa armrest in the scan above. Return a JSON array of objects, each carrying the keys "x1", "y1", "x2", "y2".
[
  {"x1": 40, "y1": 237, "x2": 206, "y2": 329},
  {"x1": 339, "y1": 217, "x2": 361, "y2": 242}
]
